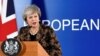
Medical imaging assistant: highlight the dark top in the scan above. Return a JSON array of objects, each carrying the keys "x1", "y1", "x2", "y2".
[
  {"x1": 16, "y1": 24, "x2": 62, "y2": 56},
  {"x1": 30, "y1": 33, "x2": 37, "y2": 41}
]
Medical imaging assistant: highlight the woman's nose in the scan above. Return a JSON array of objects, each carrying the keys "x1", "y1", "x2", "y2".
[{"x1": 31, "y1": 18, "x2": 35, "y2": 21}]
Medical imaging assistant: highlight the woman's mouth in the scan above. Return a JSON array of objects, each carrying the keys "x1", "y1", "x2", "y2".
[{"x1": 32, "y1": 22, "x2": 36, "y2": 25}]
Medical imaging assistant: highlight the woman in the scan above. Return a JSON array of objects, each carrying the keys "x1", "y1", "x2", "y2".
[{"x1": 16, "y1": 5, "x2": 62, "y2": 56}]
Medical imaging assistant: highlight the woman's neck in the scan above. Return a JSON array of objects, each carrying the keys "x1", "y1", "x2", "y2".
[{"x1": 30, "y1": 26, "x2": 39, "y2": 35}]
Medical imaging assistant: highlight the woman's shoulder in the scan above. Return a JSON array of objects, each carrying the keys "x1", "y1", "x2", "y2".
[
  {"x1": 20, "y1": 26, "x2": 30, "y2": 29},
  {"x1": 41, "y1": 24, "x2": 51, "y2": 29},
  {"x1": 19, "y1": 26, "x2": 30, "y2": 32},
  {"x1": 41, "y1": 24, "x2": 54, "y2": 32},
  {"x1": 20, "y1": 26, "x2": 29, "y2": 29}
]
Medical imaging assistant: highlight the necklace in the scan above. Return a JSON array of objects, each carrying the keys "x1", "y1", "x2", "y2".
[{"x1": 30, "y1": 28, "x2": 39, "y2": 35}]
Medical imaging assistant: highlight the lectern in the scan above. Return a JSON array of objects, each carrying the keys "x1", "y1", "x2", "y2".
[{"x1": 0, "y1": 41, "x2": 49, "y2": 56}]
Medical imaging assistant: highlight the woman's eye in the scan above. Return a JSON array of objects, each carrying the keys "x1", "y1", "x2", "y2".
[
  {"x1": 34, "y1": 15, "x2": 37, "y2": 18},
  {"x1": 29, "y1": 16, "x2": 33, "y2": 19}
]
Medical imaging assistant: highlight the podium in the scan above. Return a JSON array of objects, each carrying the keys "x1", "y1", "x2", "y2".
[{"x1": 0, "y1": 41, "x2": 49, "y2": 56}]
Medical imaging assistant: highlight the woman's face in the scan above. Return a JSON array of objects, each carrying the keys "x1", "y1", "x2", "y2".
[{"x1": 26, "y1": 13, "x2": 40, "y2": 28}]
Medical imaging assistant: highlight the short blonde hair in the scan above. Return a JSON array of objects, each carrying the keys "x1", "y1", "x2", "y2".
[{"x1": 23, "y1": 4, "x2": 41, "y2": 21}]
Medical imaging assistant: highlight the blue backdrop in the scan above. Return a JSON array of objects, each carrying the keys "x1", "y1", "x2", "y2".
[{"x1": 14, "y1": 0, "x2": 100, "y2": 56}]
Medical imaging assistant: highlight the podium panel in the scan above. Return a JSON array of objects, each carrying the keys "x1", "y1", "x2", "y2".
[{"x1": 0, "y1": 41, "x2": 49, "y2": 56}]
